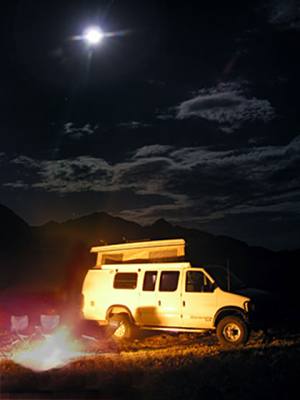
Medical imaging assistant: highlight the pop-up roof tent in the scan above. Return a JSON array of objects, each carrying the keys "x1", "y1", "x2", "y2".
[{"x1": 91, "y1": 238, "x2": 186, "y2": 267}]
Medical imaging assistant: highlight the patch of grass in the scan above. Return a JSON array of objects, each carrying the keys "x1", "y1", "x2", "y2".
[{"x1": 1, "y1": 332, "x2": 300, "y2": 399}]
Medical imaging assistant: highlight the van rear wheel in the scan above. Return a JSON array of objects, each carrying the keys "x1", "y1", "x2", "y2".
[
  {"x1": 216, "y1": 316, "x2": 249, "y2": 346},
  {"x1": 108, "y1": 314, "x2": 135, "y2": 341}
]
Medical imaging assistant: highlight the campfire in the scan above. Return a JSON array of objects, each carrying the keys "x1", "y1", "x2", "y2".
[
  {"x1": 0, "y1": 314, "x2": 87, "y2": 372},
  {"x1": 11, "y1": 326, "x2": 85, "y2": 371},
  {"x1": 0, "y1": 313, "x2": 119, "y2": 372}
]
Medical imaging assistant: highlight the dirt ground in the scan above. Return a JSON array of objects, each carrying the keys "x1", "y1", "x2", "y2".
[{"x1": 1, "y1": 328, "x2": 300, "y2": 399}]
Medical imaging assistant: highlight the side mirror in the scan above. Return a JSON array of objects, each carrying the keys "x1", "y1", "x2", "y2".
[
  {"x1": 203, "y1": 282, "x2": 217, "y2": 292},
  {"x1": 211, "y1": 282, "x2": 218, "y2": 292}
]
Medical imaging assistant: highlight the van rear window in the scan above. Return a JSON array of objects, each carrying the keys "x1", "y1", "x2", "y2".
[{"x1": 114, "y1": 273, "x2": 138, "y2": 289}]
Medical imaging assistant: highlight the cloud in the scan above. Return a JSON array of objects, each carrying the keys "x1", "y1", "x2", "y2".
[
  {"x1": 6, "y1": 154, "x2": 175, "y2": 196},
  {"x1": 35, "y1": 157, "x2": 112, "y2": 193},
  {"x1": 12, "y1": 155, "x2": 40, "y2": 168},
  {"x1": 117, "y1": 121, "x2": 151, "y2": 129},
  {"x1": 268, "y1": 0, "x2": 300, "y2": 30},
  {"x1": 156, "y1": 113, "x2": 173, "y2": 121},
  {"x1": 4, "y1": 180, "x2": 30, "y2": 189},
  {"x1": 3, "y1": 135, "x2": 300, "y2": 228},
  {"x1": 133, "y1": 145, "x2": 174, "y2": 158},
  {"x1": 63, "y1": 122, "x2": 98, "y2": 139},
  {"x1": 176, "y1": 82, "x2": 275, "y2": 133}
]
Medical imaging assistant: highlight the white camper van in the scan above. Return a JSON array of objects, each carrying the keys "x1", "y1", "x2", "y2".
[{"x1": 82, "y1": 239, "x2": 261, "y2": 346}]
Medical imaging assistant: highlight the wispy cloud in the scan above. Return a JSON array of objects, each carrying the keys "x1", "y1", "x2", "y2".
[
  {"x1": 176, "y1": 82, "x2": 275, "y2": 133},
  {"x1": 3, "y1": 135, "x2": 300, "y2": 226},
  {"x1": 268, "y1": 0, "x2": 300, "y2": 30},
  {"x1": 117, "y1": 121, "x2": 151, "y2": 129},
  {"x1": 63, "y1": 122, "x2": 98, "y2": 139},
  {"x1": 12, "y1": 155, "x2": 40, "y2": 168},
  {"x1": 133, "y1": 145, "x2": 174, "y2": 158},
  {"x1": 4, "y1": 180, "x2": 30, "y2": 189}
]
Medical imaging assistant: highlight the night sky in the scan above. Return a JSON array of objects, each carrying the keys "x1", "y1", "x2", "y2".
[{"x1": 0, "y1": 0, "x2": 299, "y2": 250}]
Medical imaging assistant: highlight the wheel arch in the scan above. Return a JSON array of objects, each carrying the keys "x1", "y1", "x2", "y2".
[
  {"x1": 106, "y1": 305, "x2": 135, "y2": 323},
  {"x1": 214, "y1": 306, "x2": 248, "y2": 327}
]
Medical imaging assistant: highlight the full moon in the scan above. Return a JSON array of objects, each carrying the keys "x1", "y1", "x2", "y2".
[{"x1": 83, "y1": 27, "x2": 104, "y2": 45}]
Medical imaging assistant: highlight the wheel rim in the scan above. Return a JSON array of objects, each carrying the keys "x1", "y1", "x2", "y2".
[
  {"x1": 114, "y1": 322, "x2": 126, "y2": 338},
  {"x1": 222, "y1": 322, "x2": 242, "y2": 342}
]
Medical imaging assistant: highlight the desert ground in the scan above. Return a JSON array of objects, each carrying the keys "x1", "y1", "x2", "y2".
[{"x1": 1, "y1": 327, "x2": 300, "y2": 400}]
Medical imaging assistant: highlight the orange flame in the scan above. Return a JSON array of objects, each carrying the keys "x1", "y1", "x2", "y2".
[{"x1": 12, "y1": 327, "x2": 85, "y2": 371}]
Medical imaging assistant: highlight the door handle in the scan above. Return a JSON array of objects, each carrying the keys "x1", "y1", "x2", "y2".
[
  {"x1": 182, "y1": 300, "x2": 186, "y2": 307},
  {"x1": 158, "y1": 300, "x2": 161, "y2": 306}
]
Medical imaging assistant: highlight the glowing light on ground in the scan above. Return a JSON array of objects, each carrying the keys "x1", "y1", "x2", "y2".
[{"x1": 11, "y1": 328, "x2": 85, "y2": 371}]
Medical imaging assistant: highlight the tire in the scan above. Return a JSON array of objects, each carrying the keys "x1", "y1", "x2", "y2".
[
  {"x1": 108, "y1": 314, "x2": 135, "y2": 341},
  {"x1": 216, "y1": 316, "x2": 249, "y2": 346}
]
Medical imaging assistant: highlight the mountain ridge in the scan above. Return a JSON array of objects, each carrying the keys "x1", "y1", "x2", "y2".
[{"x1": 1, "y1": 205, "x2": 299, "y2": 300}]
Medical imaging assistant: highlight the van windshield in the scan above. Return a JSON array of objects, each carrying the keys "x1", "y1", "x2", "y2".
[{"x1": 203, "y1": 265, "x2": 246, "y2": 292}]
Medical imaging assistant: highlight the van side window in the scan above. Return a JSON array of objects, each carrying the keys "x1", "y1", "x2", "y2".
[
  {"x1": 159, "y1": 271, "x2": 179, "y2": 292},
  {"x1": 114, "y1": 273, "x2": 138, "y2": 289},
  {"x1": 186, "y1": 271, "x2": 214, "y2": 293},
  {"x1": 143, "y1": 271, "x2": 158, "y2": 291}
]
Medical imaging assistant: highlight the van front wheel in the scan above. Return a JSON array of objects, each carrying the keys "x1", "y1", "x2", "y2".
[
  {"x1": 216, "y1": 316, "x2": 249, "y2": 346},
  {"x1": 108, "y1": 314, "x2": 135, "y2": 341}
]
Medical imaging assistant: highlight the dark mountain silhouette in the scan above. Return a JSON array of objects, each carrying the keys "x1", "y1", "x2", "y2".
[
  {"x1": 0, "y1": 205, "x2": 300, "y2": 317},
  {"x1": 0, "y1": 204, "x2": 33, "y2": 289},
  {"x1": 31, "y1": 212, "x2": 299, "y2": 293},
  {"x1": 0, "y1": 204, "x2": 30, "y2": 249}
]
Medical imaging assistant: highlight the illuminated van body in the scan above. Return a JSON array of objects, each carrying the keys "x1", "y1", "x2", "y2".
[{"x1": 82, "y1": 239, "x2": 257, "y2": 346}]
